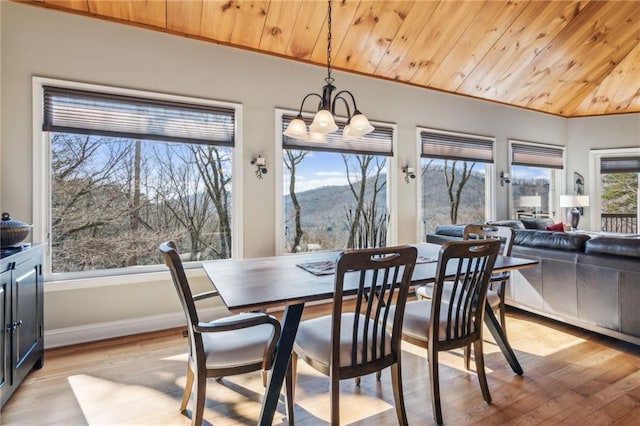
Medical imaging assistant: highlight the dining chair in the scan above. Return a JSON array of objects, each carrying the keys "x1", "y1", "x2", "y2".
[
  {"x1": 288, "y1": 245, "x2": 418, "y2": 426},
  {"x1": 462, "y1": 224, "x2": 515, "y2": 335},
  {"x1": 416, "y1": 224, "x2": 515, "y2": 368},
  {"x1": 398, "y1": 239, "x2": 500, "y2": 425},
  {"x1": 159, "y1": 241, "x2": 283, "y2": 426}
]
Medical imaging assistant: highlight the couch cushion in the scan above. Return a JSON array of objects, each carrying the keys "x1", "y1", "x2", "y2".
[
  {"x1": 520, "y1": 217, "x2": 555, "y2": 230},
  {"x1": 585, "y1": 236, "x2": 640, "y2": 258},
  {"x1": 434, "y1": 224, "x2": 466, "y2": 238},
  {"x1": 514, "y1": 229, "x2": 590, "y2": 251},
  {"x1": 488, "y1": 220, "x2": 526, "y2": 230}
]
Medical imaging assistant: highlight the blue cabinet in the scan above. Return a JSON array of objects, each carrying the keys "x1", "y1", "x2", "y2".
[{"x1": 0, "y1": 245, "x2": 43, "y2": 408}]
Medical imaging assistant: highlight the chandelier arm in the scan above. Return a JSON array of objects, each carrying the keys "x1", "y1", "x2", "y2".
[
  {"x1": 331, "y1": 94, "x2": 352, "y2": 119},
  {"x1": 298, "y1": 92, "x2": 323, "y2": 115},
  {"x1": 333, "y1": 90, "x2": 360, "y2": 113}
]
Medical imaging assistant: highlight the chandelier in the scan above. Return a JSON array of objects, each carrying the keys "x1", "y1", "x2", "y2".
[{"x1": 283, "y1": 0, "x2": 374, "y2": 141}]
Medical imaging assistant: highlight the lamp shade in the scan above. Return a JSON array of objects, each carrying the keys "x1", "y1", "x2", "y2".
[
  {"x1": 560, "y1": 195, "x2": 589, "y2": 208},
  {"x1": 517, "y1": 195, "x2": 542, "y2": 208}
]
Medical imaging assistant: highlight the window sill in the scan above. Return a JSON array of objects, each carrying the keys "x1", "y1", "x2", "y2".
[{"x1": 45, "y1": 267, "x2": 206, "y2": 292}]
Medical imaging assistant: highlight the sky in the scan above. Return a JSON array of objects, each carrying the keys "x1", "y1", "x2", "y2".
[{"x1": 283, "y1": 151, "x2": 365, "y2": 193}]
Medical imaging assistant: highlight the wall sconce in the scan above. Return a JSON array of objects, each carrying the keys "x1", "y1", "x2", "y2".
[
  {"x1": 500, "y1": 171, "x2": 511, "y2": 187},
  {"x1": 402, "y1": 165, "x2": 416, "y2": 183},
  {"x1": 251, "y1": 156, "x2": 267, "y2": 179}
]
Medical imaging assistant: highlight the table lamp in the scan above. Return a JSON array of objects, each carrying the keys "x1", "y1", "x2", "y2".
[
  {"x1": 517, "y1": 195, "x2": 542, "y2": 214},
  {"x1": 560, "y1": 195, "x2": 589, "y2": 231}
]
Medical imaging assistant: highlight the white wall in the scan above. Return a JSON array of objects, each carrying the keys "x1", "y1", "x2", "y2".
[{"x1": 0, "y1": 2, "x2": 594, "y2": 346}]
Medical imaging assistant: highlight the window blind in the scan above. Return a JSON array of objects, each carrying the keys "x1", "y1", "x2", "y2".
[
  {"x1": 282, "y1": 114, "x2": 394, "y2": 156},
  {"x1": 43, "y1": 86, "x2": 235, "y2": 146},
  {"x1": 600, "y1": 156, "x2": 640, "y2": 174},
  {"x1": 510, "y1": 142, "x2": 564, "y2": 169},
  {"x1": 419, "y1": 130, "x2": 494, "y2": 163}
]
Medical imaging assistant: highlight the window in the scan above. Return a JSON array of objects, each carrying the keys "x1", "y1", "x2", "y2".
[
  {"x1": 277, "y1": 110, "x2": 395, "y2": 254},
  {"x1": 35, "y1": 79, "x2": 241, "y2": 279},
  {"x1": 590, "y1": 148, "x2": 639, "y2": 234},
  {"x1": 509, "y1": 141, "x2": 564, "y2": 221},
  {"x1": 419, "y1": 129, "x2": 495, "y2": 237}
]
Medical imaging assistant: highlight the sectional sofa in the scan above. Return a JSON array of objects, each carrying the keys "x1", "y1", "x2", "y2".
[{"x1": 426, "y1": 220, "x2": 640, "y2": 345}]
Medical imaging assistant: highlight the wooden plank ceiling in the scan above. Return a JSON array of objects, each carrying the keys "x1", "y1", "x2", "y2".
[{"x1": 27, "y1": 0, "x2": 640, "y2": 117}]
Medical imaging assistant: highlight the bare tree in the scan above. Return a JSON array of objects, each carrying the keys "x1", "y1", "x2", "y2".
[
  {"x1": 152, "y1": 144, "x2": 216, "y2": 261},
  {"x1": 127, "y1": 140, "x2": 142, "y2": 266},
  {"x1": 50, "y1": 135, "x2": 233, "y2": 271},
  {"x1": 284, "y1": 150, "x2": 308, "y2": 252},
  {"x1": 51, "y1": 134, "x2": 135, "y2": 271},
  {"x1": 343, "y1": 154, "x2": 387, "y2": 248},
  {"x1": 443, "y1": 160, "x2": 475, "y2": 224},
  {"x1": 191, "y1": 145, "x2": 232, "y2": 259},
  {"x1": 421, "y1": 159, "x2": 434, "y2": 177}
]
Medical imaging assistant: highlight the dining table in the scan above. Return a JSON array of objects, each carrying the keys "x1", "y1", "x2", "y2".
[{"x1": 201, "y1": 242, "x2": 538, "y2": 426}]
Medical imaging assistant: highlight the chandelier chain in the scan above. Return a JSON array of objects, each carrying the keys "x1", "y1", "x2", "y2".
[{"x1": 325, "y1": 0, "x2": 333, "y2": 85}]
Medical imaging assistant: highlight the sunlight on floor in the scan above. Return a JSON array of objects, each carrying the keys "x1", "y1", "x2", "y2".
[
  {"x1": 68, "y1": 374, "x2": 183, "y2": 424},
  {"x1": 401, "y1": 341, "x2": 497, "y2": 374},
  {"x1": 291, "y1": 362, "x2": 394, "y2": 424},
  {"x1": 507, "y1": 316, "x2": 588, "y2": 357}
]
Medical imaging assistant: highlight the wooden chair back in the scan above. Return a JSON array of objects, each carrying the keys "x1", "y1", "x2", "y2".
[
  {"x1": 430, "y1": 239, "x2": 501, "y2": 351},
  {"x1": 331, "y1": 245, "x2": 418, "y2": 379},
  {"x1": 160, "y1": 241, "x2": 204, "y2": 355},
  {"x1": 463, "y1": 224, "x2": 515, "y2": 256}
]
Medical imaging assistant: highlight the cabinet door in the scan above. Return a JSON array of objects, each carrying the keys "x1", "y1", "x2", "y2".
[
  {"x1": 13, "y1": 256, "x2": 41, "y2": 370},
  {"x1": 0, "y1": 268, "x2": 11, "y2": 398}
]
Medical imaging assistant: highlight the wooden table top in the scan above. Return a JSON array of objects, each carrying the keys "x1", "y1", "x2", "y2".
[{"x1": 201, "y1": 243, "x2": 537, "y2": 313}]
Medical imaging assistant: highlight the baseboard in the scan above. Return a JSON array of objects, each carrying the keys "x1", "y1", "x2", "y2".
[{"x1": 43, "y1": 305, "x2": 229, "y2": 349}]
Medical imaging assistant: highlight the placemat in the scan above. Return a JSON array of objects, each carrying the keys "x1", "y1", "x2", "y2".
[{"x1": 296, "y1": 256, "x2": 437, "y2": 276}]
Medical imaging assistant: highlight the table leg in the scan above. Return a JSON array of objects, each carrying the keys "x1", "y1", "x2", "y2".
[
  {"x1": 484, "y1": 301, "x2": 523, "y2": 375},
  {"x1": 259, "y1": 303, "x2": 304, "y2": 426}
]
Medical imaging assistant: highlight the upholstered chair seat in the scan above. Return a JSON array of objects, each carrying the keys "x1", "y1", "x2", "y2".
[
  {"x1": 295, "y1": 313, "x2": 393, "y2": 368},
  {"x1": 201, "y1": 312, "x2": 279, "y2": 369}
]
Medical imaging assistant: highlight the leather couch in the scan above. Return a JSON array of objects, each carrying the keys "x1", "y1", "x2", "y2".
[{"x1": 426, "y1": 223, "x2": 640, "y2": 344}]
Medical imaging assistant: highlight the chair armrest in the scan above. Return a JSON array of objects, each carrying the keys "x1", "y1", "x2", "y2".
[
  {"x1": 193, "y1": 290, "x2": 219, "y2": 301},
  {"x1": 194, "y1": 313, "x2": 280, "y2": 333}
]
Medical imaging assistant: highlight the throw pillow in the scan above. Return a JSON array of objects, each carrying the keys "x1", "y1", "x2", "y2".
[{"x1": 545, "y1": 222, "x2": 565, "y2": 232}]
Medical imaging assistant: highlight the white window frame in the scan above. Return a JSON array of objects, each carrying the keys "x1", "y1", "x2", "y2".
[
  {"x1": 508, "y1": 139, "x2": 565, "y2": 222},
  {"x1": 32, "y1": 77, "x2": 243, "y2": 282},
  {"x1": 417, "y1": 127, "x2": 496, "y2": 241},
  {"x1": 589, "y1": 147, "x2": 640, "y2": 232},
  {"x1": 274, "y1": 108, "x2": 398, "y2": 256}
]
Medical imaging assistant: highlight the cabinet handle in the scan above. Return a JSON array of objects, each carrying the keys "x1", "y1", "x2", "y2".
[{"x1": 11, "y1": 320, "x2": 23, "y2": 331}]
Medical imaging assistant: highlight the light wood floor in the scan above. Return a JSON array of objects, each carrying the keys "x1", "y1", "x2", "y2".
[{"x1": 4, "y1": 306, "x2": 640, "y2": 425}]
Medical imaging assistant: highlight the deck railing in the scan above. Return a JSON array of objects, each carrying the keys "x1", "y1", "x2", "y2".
[{"x1": 601, "y1": 213, "x2": 637, "y2": 234}]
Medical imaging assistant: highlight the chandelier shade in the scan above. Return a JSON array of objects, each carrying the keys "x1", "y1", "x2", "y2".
[
  {"x1": 347, "y1": 113, "x2": 375, "y2": 137},
  {"x1": 283, "y1": 115, "x2": 309, "y2": 140},
  {"x1": 283, "y1": 0, "x2": 373, "y2": 141},
  {"x1": 309, "y1": 109, "x2": 338, "y2": 134}
]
